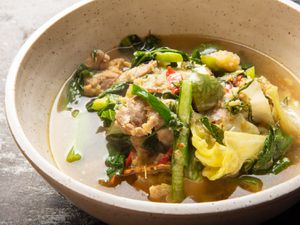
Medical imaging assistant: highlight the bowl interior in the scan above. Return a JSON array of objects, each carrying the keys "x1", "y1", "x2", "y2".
[{"x1": 10, "y1": 0, "x2": 300, "y2": 202}]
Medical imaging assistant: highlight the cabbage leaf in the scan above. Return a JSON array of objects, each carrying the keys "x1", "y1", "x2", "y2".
[
  {"x1": 241, "y1": 80, "x2": 274, "y2": 125},
  {"x1": 191, "y1": 120, "x2": 266, "y2": 180}
]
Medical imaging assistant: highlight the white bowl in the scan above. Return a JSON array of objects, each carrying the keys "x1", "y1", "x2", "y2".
[{"x1": 5, "y1": 0, "x2": 300, "y2": 224}]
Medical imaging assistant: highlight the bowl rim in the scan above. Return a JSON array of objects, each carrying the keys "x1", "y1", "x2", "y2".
[{"x1": 5, "y1": 0, "x2": 300, "y2": 215}]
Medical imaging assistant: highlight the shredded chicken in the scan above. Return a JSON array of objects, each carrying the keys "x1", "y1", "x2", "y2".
[
  {"x1": 118, "y1": 60, "x2": 158, "y2": 82},
  {"x1": 115, "y1": 96, "x2": 163, "y2": 137}
]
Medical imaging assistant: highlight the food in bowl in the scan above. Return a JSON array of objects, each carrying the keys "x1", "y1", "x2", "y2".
[{"x1": 49, "y1": 34, "x2": 300, "y2": 203}]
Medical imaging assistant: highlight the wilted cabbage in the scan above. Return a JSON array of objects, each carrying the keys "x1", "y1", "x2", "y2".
[
  {"x1": 241, "y1": 80, "x2": 274, "y2": 125},
  {"x1": 191, "y1": 117, "x2": 267, "y2": 180},
  {"x1": 261, "y1": 78, "x2": 300, "y2": 137}
]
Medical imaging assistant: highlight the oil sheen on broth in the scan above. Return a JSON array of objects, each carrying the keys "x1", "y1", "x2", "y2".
[{"x1": 49, "y1": 35, "x2": 300, "y2": 202}]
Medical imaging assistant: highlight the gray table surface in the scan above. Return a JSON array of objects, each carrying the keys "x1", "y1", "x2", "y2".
[{"x1": 0, "y1": 1, "x2": 299, "y2": 225}]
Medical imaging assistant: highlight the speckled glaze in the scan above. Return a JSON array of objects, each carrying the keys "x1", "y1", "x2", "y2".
[{"x1": 5, "y1": 0, "x2": 300, "y2": 224}]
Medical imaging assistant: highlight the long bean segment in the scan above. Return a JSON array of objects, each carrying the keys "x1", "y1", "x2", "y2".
[{"x1": 172, "y1": 80, "x2": 192, "y2": 202}]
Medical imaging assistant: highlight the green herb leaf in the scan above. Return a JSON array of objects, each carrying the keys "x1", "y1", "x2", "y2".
[
  {"x1": 105, "y1": 154, "x2": 125, "y2": 178},
  {"x1": 200, "y1": 116, "x2": 224, "y2": 144},
  {"x1": 99, "y1": 108, "x2": 116, "y2": 127},
  {"x1": 252, "y1": 126, "x2": 294, "y2": 174},
  {"x1": 66, "y1": 146, "x2": 81, "y2": 163},
  {"x1": 142, "y1": 132, "x2": 166, "y2": 153},
  {"x1": 119, "y1": 33, "x2": 159, "y2": 52},
  {"x1": 67, "y1": 64, "x2": 94, "y2": 104}
]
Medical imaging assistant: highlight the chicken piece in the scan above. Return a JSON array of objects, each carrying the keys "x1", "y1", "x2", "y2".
[
  {"x1": 118, "y1": 60, "x2": 158, "y2": 82},
  {"x1": 115, "y1": 96, "x2": 164, "y2": 137},
  {"x1": 85, "y1": 49, "x2": 110, "y2": 70},
  {"x1": 83, "y1": 70, "x2": 119, "y2": 97},
  {"x1": 156, "y1": 128, "x2": 174, "y2": 147}
]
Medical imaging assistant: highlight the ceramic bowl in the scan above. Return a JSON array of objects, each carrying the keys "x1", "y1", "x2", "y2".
[{"x1": 5, "y1": 0, "x2": 300, "y2": 224}]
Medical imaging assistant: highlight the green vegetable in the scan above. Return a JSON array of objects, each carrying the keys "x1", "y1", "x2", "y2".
[
  {"x1": 119, "y1": 33, "x2": 159, "y2": 51},
  {"x1": 200, "y1": 116, "x2": 224, "y2": 144},
  {"x1": 89, "y1": 97, "x2": 109, "y2": 111},
  {"x1": 85, "y1": 82, "x2": 128, "y2": 112},
  {"x1": 185, "y1": 151, "x2": 203, "y2": 181},
  {"x1": 191, "y1": 43, "x2": 220, "y2": 63},
  {"x1": 105, "y1": 151, "x2": 125, "y2": 179},
  {"x1": 131, "y1": 84, "x2": 182, "y2": 134},
  {"x1": 200, "y1": 50, "x2": 240, "y2": 72},
  {"x1": 67, "y1": 64, "x2": 94, "y2": 103},
  {"x1": 132, "y1": 47, "x2": 189, "y2": 67},
  {"x1": 172, "y1": 80, "x2": 193, "y2": 202},
  {"x1": 119, "y1": 34, "x2": 143, "y2": 50},
  {"x1": 189, "y1": 73, "x2": 224, "y2": 112},
  {"x1": 105, "y1": 133, "x2": 132, "y2": 179},
  {"x1": 245, "y1": 66, "x2": 256, "y2": 79},
  {"x1": 98, "y1": 82, "x2": 129, "y2": 99},
  {"x1": 252, "y1": 126, "x2": 294, "y2": 174},
  {"x1": 237, "y1": 176, "x2": 263, "y2": 192},
  {"x1": 155, "y1": 52, "x2": 183, "y2": 63},
  {"x1": 66, "y1": 146, "x2": 82, "y2": 163},
  {"x1": 142, "y1": 132, "x2": 166, "y2": 153},
  {"x1": 99, "y1": 108, "x2": 116, "y2": 127},
  {"x1": 271, "y1": 157, "x2": 291, "y2": 175},
  {"x1": 106, "y1": 133, "x2": 132, "y2": 153},
  {"x1": 71, "y1": 109, "x2": 80, "y2": 118}
]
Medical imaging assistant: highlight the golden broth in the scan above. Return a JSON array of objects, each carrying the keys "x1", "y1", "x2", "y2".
[{"x1": 49, "y1": 34, "x2": 300, "y2": 203}]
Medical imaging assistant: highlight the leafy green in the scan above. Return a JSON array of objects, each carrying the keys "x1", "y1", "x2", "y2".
[
  {"x1": 98, "y1": 82, "x2": 129, "y2": 99},
  {"x1": 106, "y1": 133, "x2": 132, "y2": 153},
  {"x1": 191, "y1": 43, "x2": 220, "y2": 63},
  {"x1": 132, "y1": 47, "x2": 189, "y2": 67},
  {"x1": 105, "y1": 153, "x2": 125, "y2": 179},
  {"x1": 66, "y1": 146, "x2": 82, "y2": 163},
  {"x1": 252, "y1": 126, "x2": 294, "y2": 174},
  {"x1": 200, "y1": 117, "x2": 224, "y2": 144},
  {"x1": 131, "y1": 84, "x2": 183, "y2": 135},
  {"x1": 142, "y1": 132, "x2": 166, "y2": 153},
  {"x1": 99, "y1": 108, "x2": 116, "y2": 127},
  {"x1": 119, "y1": 33, "x2": 159, "y2": 51},
  {"x1": 237, "y1": 176, "x2": 263, "y2": 192},
  {"x1": 189, "y1": 73, "x2": 224, "y2": 112},
  {"x1": 86, "y1": 82, "x2": 128, "y2": 112},
  {"x1": 67, "y1": 64, "x2": 94, "y2": 103},
  {"x1": 104, "y1": 133, "x2": 133, "y2": 179}
]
